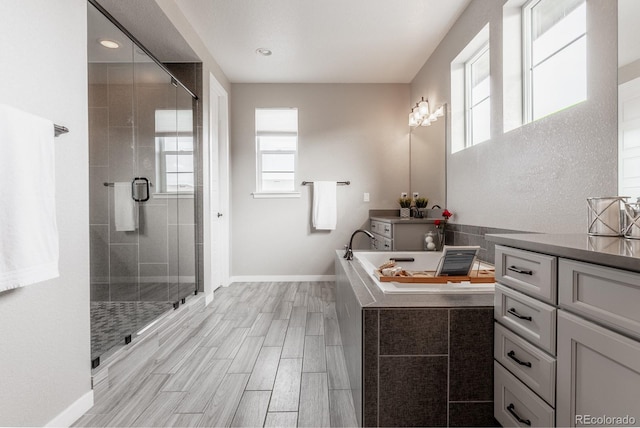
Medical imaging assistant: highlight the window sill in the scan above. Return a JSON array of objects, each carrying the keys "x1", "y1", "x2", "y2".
[{"x1": 252, "y1": 192, "x2": 301, "y2": 199}]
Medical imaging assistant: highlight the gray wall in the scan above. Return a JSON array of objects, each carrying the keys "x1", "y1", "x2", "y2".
[
  {"x1": 411, "y1": 0, "x2": 618, "y2": 234},
  {"x1": 230, "y1": 84, "x2": 410, "y2": 277},
  {"x1": 0, "y1": 0, "x2": 92, "y2": 425}
]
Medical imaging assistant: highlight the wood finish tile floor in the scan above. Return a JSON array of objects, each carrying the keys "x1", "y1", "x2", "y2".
[{"x1": 75, "y1": 282, "x2": 358, "y2": 428}]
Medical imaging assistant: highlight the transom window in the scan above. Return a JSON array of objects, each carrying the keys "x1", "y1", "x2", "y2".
[
  {"x1": 523, "y1": 0, "x2": 587, "y2": 121},
  {"x1": 465, "y1": 44, "x2": 491, "y2": 146},
  {"x1": 255, "y1": 108, "x2": 298, "y2": 194}
]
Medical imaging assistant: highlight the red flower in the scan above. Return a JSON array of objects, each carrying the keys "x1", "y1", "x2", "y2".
[
  {"x1": 442, "y1": 209, "x2": 452, "y2": 219},
  {"x1": 434, "y1": 219, "x2": 441, "y2": 227}
]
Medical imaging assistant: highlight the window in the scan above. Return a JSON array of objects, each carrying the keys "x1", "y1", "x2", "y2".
[
  {"x1": 465, "y1": 44, "x2": 491, "y2": 146},
  {"x1": 451, "y1": 24, "x2": 490, "y2": 153},
  {"x1": 155, "y1": 109, "x2": 194, "y2": 194},
  {"x1": 523, "y1": 0, "x2": 586, "y2": 121},
  {"x1": 255, "y1": 108, "x2": 298, "y2": 196}
]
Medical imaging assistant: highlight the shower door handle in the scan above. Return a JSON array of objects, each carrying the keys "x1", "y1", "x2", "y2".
[{"x1": 131, "y1": 177, "x2": 150, "y2": 202}]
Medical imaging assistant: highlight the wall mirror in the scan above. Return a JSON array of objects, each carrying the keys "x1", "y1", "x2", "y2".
[
  {"x1": 409, "y1": 107, "x2": 447, "y2": 210},
  {"x1": 619, "y1": 0, "x2": 640, "y2": 201}
]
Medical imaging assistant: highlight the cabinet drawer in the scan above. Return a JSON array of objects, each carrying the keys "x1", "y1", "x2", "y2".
[
  {"x1": 495, "y1": 284, "x2": 557, "y2": 355},
  {"x1": 496, "y1": 245, "x2": 557, "y2": 304},
  {"x1": 371, "y1": 233, "x2": 392, "y2": 251},
  {"x1": 370, "y1": 220, "x2": 392, "y2": 239},
  {"x1": 495, "y1": 323, "x2": 556, "y2": 405},
  {"x1": 495, "y1": 362, "x2": 555, "y2": 427},
  {"x1": 559, "y1": 258, "x2": 640, "y2": 341}
]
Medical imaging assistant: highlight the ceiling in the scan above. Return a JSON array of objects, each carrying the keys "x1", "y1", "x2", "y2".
[
  {"x1": 174, "y1": 0, "x2": 471, "y2": 83},
  {"x1": 94, "y1": 0, "x2": 200, "y2": 63},
  {"x1": 96, "y1": 0, "x2": 470, "y2": 84}
]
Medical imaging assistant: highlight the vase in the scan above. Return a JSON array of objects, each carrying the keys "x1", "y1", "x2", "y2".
[{"x1": 400, "y1": 207, "x2": 410, "y2": 218}]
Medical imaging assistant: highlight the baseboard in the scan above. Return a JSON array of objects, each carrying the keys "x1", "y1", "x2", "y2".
[
  {"x1": 45, "y1": 390, "x2": 94, "y2": 427},
  {"x1": 229, "y1": 275, "x2": 336, "y2": 283},
  {"x1": 205, "y1": 292, "x2": 214, "y2": 306}
]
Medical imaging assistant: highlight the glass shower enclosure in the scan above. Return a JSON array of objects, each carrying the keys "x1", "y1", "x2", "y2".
[{"x1": 88, "y1": 3, "x2": 197, "y2": 364}]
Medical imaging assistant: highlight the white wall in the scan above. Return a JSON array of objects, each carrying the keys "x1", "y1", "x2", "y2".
[
  {"x1": 411, "y1": 0, "x2": 618, "y2": 233},
  {"x1": 230, "y1": 84, "x2": 410, "y2": 277},
  {"x1": 0, "y1": 1, "x2": 92, "y2": 426}
]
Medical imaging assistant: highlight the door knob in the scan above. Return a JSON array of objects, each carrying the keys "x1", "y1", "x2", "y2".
[{"x1": 217, "y1": 213, "x2": 223, "y2": 218}]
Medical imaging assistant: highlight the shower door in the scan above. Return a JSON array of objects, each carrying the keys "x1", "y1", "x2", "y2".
[{"x1": 88, "y1": 3, "x2": 196, "y2": 363}]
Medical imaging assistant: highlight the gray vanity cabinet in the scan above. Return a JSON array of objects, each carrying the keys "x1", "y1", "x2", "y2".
[
  {"x1": 556, "y1": 258, "x2": 640, "y2": 427},
  {"x1": 556, "y1": 311, "x2": 640, "y2": 427},
  {"x1": 370, "y1": 217, "x2": 436, "y2": 251},
  {"x1": 489, "y1": 236, "x2": 640, "y2": 428}
]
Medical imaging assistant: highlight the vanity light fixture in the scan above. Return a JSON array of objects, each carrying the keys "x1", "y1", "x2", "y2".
[
  {"x1": 409, "y1": 97, "x2": 444, "y2": 127},
  {"x1": 99, "y1": 38, "x2": 120, "y2": 49}
]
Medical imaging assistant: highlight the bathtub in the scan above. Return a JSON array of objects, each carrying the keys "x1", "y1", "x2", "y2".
[{"x1": 353, "y1": 251, "x2": 495, "y2": 294}]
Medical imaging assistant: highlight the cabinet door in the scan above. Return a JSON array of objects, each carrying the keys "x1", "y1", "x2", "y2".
[{"x1": 557, "y1": 311, "x2": 640, "y2": 427}]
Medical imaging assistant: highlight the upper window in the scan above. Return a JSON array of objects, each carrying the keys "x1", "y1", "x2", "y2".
[
  {"x1": 523, "y1": 0, "x2": 586, "y2": 121},
  {"x1": 465, "y1": 44, "x2": 491, "y2": 146},
  {"x1": 451, "y1": 24, "x2": 490, "y2": 153},
  {"x1": 255, "y1": 108, "x2": 298, "y2": 195}
]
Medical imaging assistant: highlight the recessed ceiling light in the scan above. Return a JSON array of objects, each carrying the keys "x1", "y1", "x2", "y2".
[
  {"x1": 99, "y1": 39, "x2": 120, "y2": 49},
  {"x1": 256, "y1": 48, "x2": 272, "y2": 56}
]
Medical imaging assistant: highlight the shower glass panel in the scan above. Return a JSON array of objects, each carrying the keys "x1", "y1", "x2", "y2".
[{"x1": 88, "y1": 3, "x2": 196, "y2": 363}]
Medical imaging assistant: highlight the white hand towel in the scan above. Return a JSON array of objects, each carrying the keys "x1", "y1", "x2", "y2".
[
  {"x1": 312, "y1": 181, "x2": 337, "y2": 230},
  {"x1": 0, "y1": 104, "x2": 59, "y2": 292},
  {"x1": 114, "y1": 182, "x2": 138, "y2": 231}
]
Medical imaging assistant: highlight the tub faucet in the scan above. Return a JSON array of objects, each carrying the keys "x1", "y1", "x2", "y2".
[{"x1": 344, "y1": 229, "x2": 375, "y2": 261}]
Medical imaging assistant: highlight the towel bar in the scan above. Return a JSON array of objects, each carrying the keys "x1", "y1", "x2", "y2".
[
  {"x1": 54, "y1": 124, "x2": 68, "y2": 137},
  {"x1": 302, "y1": 181, "x2": 350, "y2": 186}
]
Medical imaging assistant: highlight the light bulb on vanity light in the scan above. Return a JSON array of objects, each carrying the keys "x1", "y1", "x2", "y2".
[
  {"x1": 418, "y1": 98, "x2": 429, "y2": 116},
  {"x1": 420, "y1": 118, "x2": 432, "y2": 126},
  {"x1": 434, "y1": 105, "x2": 444, "y2": 118},
  {"x1": 408, "y1": 112, "x2": 418, "y2": 127},
  {"x1": 412, "y1": 109, "x2": 422, "y2": 123}
]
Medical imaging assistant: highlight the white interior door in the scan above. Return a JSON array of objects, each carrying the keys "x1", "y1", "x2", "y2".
[
  {"x1": 204, "y1": 73, "x2": 230, "y2": 300},
  {"x1": 619, "y1": 77, "x2": 640, "y2": 200}
]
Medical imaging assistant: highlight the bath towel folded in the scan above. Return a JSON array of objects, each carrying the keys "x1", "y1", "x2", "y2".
[
  {"x1": 312, "y1": 181, "x2": 337, "y2": 230},
  {"x1": 114, "y1": 182, "x2": 138, "y2": 231},
  {"x1": 0, "y1": 104, "x2": 59, "y2": 292}
]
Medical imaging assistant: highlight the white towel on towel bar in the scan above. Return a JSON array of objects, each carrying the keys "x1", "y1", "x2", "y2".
[
  {"x1": 312, "y1": 181, "x2": 337, "y2": 230},
  {"x1": 0, "y1": 104, "x2": 59, "y2": 292},
  {"x1": 114, "y1": 182, "x2": 138, "y2": 231}
]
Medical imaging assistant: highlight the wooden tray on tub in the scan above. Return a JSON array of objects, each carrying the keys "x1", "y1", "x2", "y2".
[{"x1": 375, "y1": 268, "x2": 495, "y2": 284}]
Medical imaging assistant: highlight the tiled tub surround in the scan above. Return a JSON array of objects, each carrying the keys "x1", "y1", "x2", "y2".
[
  {"x1": 445, "y1": 224, "x2": 525, "y2": 264},
  {"x1": 336, "y1": 252, "x2": 497, "y2": 427}
]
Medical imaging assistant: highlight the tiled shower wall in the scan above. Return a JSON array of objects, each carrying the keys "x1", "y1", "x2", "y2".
[{"x1": 88, "y1": 62, "x2": 204, "y2": 303}]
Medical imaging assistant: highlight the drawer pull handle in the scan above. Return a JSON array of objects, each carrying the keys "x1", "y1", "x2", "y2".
[
  {"x1": 507, "y1": 350, "x2": 532, "y2": 367},
  {"x1": 508, "y1": 266, "x2": 533, "y2": 275},
  {"x1": 507, "y1": 403, "x2": 531, "y2": 426},
  {"x1": 507, "y1": 308, "x2": 532, "y2": 321}
]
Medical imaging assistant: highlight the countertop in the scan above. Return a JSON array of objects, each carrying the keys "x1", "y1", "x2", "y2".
[
  {"x1": 370, "y1": 216, "x2": 443, "y2": 224},
  {"x1": 486, "y1": 233, "x2": 640, "y2": 273},
  {"x1": 335, "y1": 251, "x2": 494, "y2": 308}
]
